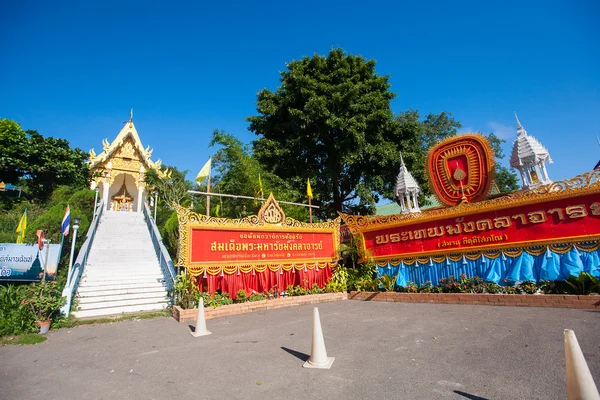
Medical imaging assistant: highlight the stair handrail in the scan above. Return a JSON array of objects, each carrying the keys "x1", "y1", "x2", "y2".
[
  {"x1": 143, "y1": 202, "x2": 177, "y2": 293},
  {"x1": 60, "y1": 198, "x2": 105, "y2": 317}
]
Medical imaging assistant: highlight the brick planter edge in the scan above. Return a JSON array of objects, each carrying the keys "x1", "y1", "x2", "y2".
[
  {"x1": 348, "y1": 291, "x2": 600, "y2": 309},
  {"x1": 172, "y1": 292, "x2": 348, "y2": 323}
]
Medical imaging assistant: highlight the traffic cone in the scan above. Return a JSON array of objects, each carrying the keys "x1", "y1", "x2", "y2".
[
  {"x1": 303, "y1": 307, "x2": 334, "y2": 369},
  {"x1": 190, "y1": 297, "x2": 212, "y2": 337},
  {"x1": 564, "y1": 329, "x2": 599, "y2": 399}
]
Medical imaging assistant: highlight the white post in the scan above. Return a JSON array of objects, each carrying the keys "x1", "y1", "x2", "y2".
[
  {"x1": 137, "y1": 185, "x2": 143, "y2": 212},
  {"x1": 41, "y1": 239, "x2": 51, "y2": 283},
  {"x1": 541, "y1": 161, "x2": 550, "y2": 183},
  {"x1": 564, "y1": 329, "x2": 600, "y2": 399},
  {"x1": 92, "y1": 188, "x2": 99, "y2": 220},
  {"x1": 103, "y1": 176, "x2": 110, "y2": 211},
  {"x1": 154, "y1": 192, "x2": 158, "y2": 221},
  {"x1": 67, "y1": 223, "x2": 80, "y2": 286}
]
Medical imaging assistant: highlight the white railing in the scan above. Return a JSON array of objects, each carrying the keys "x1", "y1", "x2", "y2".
[
  {"x1": 143, "y1": 202, "x2": 177, "y2": 293},
  {"x1": 60, "y1": 199, "x2": 104, "y2": 317}
]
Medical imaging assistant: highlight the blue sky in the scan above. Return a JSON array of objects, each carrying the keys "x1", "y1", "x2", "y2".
[{"x1": 1, "y1": 0, "x2": 598, "y2": 187}]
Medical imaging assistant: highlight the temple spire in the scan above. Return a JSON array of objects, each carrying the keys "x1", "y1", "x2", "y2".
[
  {"x1": 510, "y1": 113, "x2": 553, "y2": 189},
  {"x1": 394, "y1": 153, "x2": 421, "y2": 213},
  {"x1": 130, "y1": 108, "x2": 133, "y2": 123},
  {"x1": 514, "y1": 112, "x2": 526, "y2": 136}
]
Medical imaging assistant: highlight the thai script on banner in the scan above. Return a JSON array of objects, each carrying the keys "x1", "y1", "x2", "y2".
[
  {"x1": 364, "y1": 194, "x2": 600, "y2": 258},
  {"x1": 190, "y1": 228, "x2": 336, "y2": 264},
  {"x1": 0, "y1": 244, "x2": 61, "y2": 281}
]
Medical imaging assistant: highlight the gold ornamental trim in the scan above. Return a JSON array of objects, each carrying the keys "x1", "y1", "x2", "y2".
[
  {"x1": 175, "y1": 196, "x2": 341, "y2": 270},
  {"x1": 340, "y1": 169, "x2": 600, "y2": 262},
  {"x1": 341, "y1": 169, "x2": 600, "y2": 234}
]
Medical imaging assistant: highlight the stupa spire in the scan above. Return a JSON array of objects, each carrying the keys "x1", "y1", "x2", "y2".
[
  {"x1": 510, "y1": 113, "x2": 553, "y2": 189},
  {"x1": 394, "y1": 153, "x2": 421, "y2": 213}
]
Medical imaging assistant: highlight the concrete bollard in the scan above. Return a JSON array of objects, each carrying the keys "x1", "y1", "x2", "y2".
[
  {"x1": 564, "y1": 329, "x2": 599, "y2": 399},
  {"x1": 190, "y1": 297, "x2": 212, "y2": 337},
  {"x1": 303, "y1": 307, "x2": 334, "y2": 369}
]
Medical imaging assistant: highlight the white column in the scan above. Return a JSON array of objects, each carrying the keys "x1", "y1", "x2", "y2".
[
  {"x1": 541, "y1": 162, "x2": 550, "y2": 183},
  {"x1": 412, "y1": 192, "x2": 420, "y2": 212},
  {"x1": 137, "y1": 185, "x2": 143, "y2": 212},
  {"x1": 534, "y1": 163, "x2": 543, "y2": 185},
  {"x1": 103, "y1": 176, "x2": 110, "y2": 211}
]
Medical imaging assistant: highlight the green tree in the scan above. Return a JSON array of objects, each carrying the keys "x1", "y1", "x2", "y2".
[
  {"x1": 209, "y1": 130, "x2": 308, "y2": 221},
  {"x1": 391, "y1": 110, "x2": 462, "y2": 201},
  {"x1": 248, "y1": 48, "x2": 401, "y2": 218},
  {"x1": 484, "y1": 132, "x2": 519, "y2": 193},
  {"x1": 0, "y1": 119, "x2": 28, "y2": 184},
  {"x1": 24, "y1": 130, "x2": 90, "y2": 200}
]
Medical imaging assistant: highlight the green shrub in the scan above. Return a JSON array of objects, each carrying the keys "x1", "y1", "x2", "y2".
[
  {"x1": 564, "y1": 272, "x2": 600, "y2": 295},
  {"x1": 235, "y1": 289, "x2": 248, "y2": 303},
  {"x1": 0, "y1": 284, "x2": 36, "y2": 336},
  {"x1": 378, "y1": 274, "x2": 396, "y2": 292},
  {"x1": 174, "y1": 272, "x2": 198, "y2": 309},
  {"x1": 248, "y1": 292, "x2": 265, "y2": 302},
  {"x1": 418, "y1": 281, "x2": 434, "y2": 293},
  {"x1": 518, "y1": 280, "x2": 538, "y2": 294},
  {"x1": 483, "y1": 282, "x2": 503, "y2": 294}
]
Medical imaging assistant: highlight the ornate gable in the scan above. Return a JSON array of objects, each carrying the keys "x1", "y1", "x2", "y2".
[{"x1": 89, "y1": 118, "x2": 167, "y2": 189}]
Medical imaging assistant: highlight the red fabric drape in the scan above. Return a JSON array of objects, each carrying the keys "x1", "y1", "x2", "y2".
[{"x1": 193, "y1": 266, "x2": 333, "y2": 299}]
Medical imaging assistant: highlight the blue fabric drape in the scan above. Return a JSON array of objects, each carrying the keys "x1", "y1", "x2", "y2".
[{"x1": 377, "y1": 247, "x2": 600, "y2": 286}]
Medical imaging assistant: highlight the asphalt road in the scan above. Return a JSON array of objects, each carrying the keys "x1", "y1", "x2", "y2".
[{"x1": 1, "y1": 300, "x2": 599, "y2": 400}]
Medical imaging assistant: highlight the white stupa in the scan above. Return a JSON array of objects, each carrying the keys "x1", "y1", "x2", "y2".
[
  {"x1": 510, "y1": 113, "x2": 553, "y2": 189},
  {"x1": 394, "y1": 153, "x2": 421, "y2": 213}
]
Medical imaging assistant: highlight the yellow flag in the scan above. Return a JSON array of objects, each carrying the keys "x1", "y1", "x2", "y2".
[
  {"x1": 195, "y1": 158, "x2": 211, "y2": 186},
  {"x1": 307, "y1": 178, "x2": 313, "y2": 199},
  {"x1": 16, "y1": 210, "x2": 27, "y2": 244}
]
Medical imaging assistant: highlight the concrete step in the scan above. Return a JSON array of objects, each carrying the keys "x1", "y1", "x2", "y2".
[
  {"x1": 72, "y1": 302, "x2": 168, "y2": 319},
  {"x1": 76, "y1": 286, "x2": 168, "y2": 297},
  {"x1": 78, "y1": 279, "x2": 166, "y2": 289},
  {"x1": 78, "y1": 291, "x2": 169, "y2": 305},
  {"x1": 77, "y1": 295, "x2": 169, "y2": 310}
]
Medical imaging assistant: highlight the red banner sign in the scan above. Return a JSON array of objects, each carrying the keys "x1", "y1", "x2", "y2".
[
  {"x1": 190, "y1": 228, "x2": 336, "y2": 264},
  {"x1": 363, "y1": 194, "x2": 600, "y2": 259}
]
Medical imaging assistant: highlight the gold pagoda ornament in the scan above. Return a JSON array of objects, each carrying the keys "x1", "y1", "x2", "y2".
[{"x1": 111, "y1": 176, "x2": 134, "y2": 212}]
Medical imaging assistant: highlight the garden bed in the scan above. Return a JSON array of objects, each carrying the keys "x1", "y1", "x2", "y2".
[
  {"x1": 348, "y1": 291, "x2": 600, "y2": 309},
  {"x1": 172, "y1": 292, "x2": 348, "y2": 323}
]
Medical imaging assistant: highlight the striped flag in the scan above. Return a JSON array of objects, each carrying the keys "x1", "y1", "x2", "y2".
[{"x1": 61, "y1": 205, "x2": 71, "y2": 236}]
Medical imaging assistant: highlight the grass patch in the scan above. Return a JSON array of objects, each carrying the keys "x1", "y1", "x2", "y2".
[
  {"x1": 0, "y1": 333, "x2": 48, "y2": 346},
  {"x1": 64, "y1": 309, "x2": 172, "y2": 327}
]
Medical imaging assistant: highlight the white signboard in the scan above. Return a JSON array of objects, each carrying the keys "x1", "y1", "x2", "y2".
[{"x1": 0, "y1": 244, "x2": 62, "y2": 281}]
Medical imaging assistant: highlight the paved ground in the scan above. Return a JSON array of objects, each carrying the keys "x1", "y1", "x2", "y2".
[{"x1": 1, "y1": 300, "x2": 599, "y2": 400}]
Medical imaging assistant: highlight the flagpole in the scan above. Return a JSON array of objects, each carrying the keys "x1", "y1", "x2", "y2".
[
  {"x1": 206, "y1": 175, "x2": 211, "y2": 217},
  {"x1": 308, "y1": 196, "x2": 313, "y2": 223}
]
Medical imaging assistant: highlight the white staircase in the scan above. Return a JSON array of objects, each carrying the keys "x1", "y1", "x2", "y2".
[{"x1": 72, "y1": 211, "x2": 170, "y2": 319}]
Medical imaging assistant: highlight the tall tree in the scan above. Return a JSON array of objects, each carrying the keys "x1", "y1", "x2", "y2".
[
  {"x1": 0, "y1": 119, "x2": 28, "y2": 184},
  {"x1": 391, "y1": 110, "x2": 462, "y2": 201},
  {"x1": 25, "y1": 130, "x2": 89, "y2": 200},
  {"x1": 485, "y1": 132, "x2": 520, "y2": 193},
  {"x1": 248, "y1": 48, "x2": 401, "y2": 218}
]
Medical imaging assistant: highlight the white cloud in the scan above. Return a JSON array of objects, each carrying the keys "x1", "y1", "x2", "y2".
[{"x1": 487, "y1": 121, "x2": 515, "y2": 140}]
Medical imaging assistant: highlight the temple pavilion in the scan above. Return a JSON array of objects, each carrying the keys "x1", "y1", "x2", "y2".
[{"x1": 88, "y1": 113, "x2": 166, "y2": 212}]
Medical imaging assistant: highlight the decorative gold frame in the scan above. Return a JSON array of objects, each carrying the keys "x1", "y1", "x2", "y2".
[
  {"x1": 175, "y1": 194, "x2": 341, "y2": 273},
  {"x1": 426, "y1": 133, "x2": 495, "y2": 205},
  {"x1": 340, "y1": 169, "x2": 600, "y2": 262}
]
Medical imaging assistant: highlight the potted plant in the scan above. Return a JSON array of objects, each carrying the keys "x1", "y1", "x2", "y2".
[{"x1": 26, "y1": 281, "x2": 66, "y2": 334}]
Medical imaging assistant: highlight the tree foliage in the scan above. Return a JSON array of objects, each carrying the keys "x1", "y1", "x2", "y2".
[
  {"x1": 0, "y1": 119, "x2": 89, "y2": 201},
  {"x1": 484, "y1": 132, "x2": 520, "y2": 193},
  {"x1": 0, "y1": 119, "x2": 28, "y2": 184},
  {"x1": 392, "y1": 110, "x2": 462, "y2": 201},
  {"x1": 209, "y1": 130, "x2": 308, "y2": 221},
  {"x1": 248, "y1": 48, "x2": 401, "y2": 218}
]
